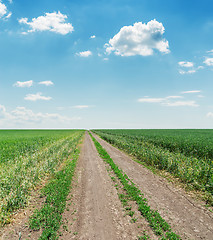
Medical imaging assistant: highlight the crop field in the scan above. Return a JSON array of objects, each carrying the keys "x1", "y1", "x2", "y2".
[
  {"x1": 0, "y1": 130, "x2": 84, "y2": 226},
  {"x1": 94, "y1": 129, "x2": 213, "y2": 202},
  {"x1": 1, "y1": 130, "x2": 213, "y2": 240}
]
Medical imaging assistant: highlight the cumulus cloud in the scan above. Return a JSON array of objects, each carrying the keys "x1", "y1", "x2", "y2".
[
  {"x1": 178, "y1": 61, "x2": 194, "y2": 68},
  {"x1": 0, "y1": 1, "x2": 11, "y2": 19},
  {"x1": 138, "y1": 95, "x2": 199, "y2": 107},
  {"x1": 105, "y1": 19, "x2": 170, "y2": 56},
  {"x1": 76, "y1": 50, "x2": 92, "y2": 57},
  {"x1": 14, "y1": 80, "x2": 33, "y2": 88},
  {"x1": 90, "y1": 35, "x2": 96, "y2": 39},
  {"x1": 19, "y1": 11, "x2": 74, "y2": 35},
  {"x1": 39, "y1": 81, "x2": 54, "y2": 86},
  {"x1": 24, "y1": 92, "x2": 52, "y2": 101},
  {"x1": 0, "y1": 105, "x2": 81, "y2": 128},
  {"x1": 181, "y1": 90, "x2": 201, "y2": 94},
  {"x1": 204, "y1": 57, "x2": 213, "y2": 66}
]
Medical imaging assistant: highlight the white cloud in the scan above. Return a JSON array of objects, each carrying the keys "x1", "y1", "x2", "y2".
[
  {"x1": 39, "y1": 81, "x2": 54, "y2": 86},
  {"x1": 90, "y1": 35, "x2": 96, "y2": 39},
  {"x1": 204, "y1": 57, "x2": 213, "y2": 66},
  {"x1": 181, "y1": 90, "x2": 201, "y2": 94},
  {"x1": 14, "y1": 80, "x2": 33, "y2": 88},
  {"x1": 207, "y1": 49, "x2": 213, "y2": 54},
  {"x1": 19, "y1": 11, "x2": 74, "y2": 35},
  {"x1": 76, "y1": 50, "x2": 92, "y2": 57},
  {"x1": 178, "y1": 61, "x2": 194, "y2": 68},
  {"x1": 179, "y1": 69, "x2": 196, "y2": 74},
  {"x1": 5, "y1": 11, "x2": 11, "y2": 18},
  {"x1": 166, "y1": 96, "x2": 183, "y2": 99},
  {"x1": 24, "y1": 92, "x2": 52, "y2": 101},
  {"x1": 138, "y1": 95, "x2": 199, "y2": 107},
  {"x1": 0, "y1": 105, "x2": 81, "y2": 128},
  {"x1": 8, "y1": 0, "x2": 12, "y2": 3},
  {"x1": 103, "y1": 58, "x2": 109, "y2": 61},
  {"x1": 163, "y1": 101, "x2": 199, "y2": 107},
  {"x1": 0, "y1": 2, "x2": 7, "y2": 17},
  {"x1": 72, "y1": 105, "x2": 90, "y2": 109},
  {"x1": 138, "y1": 98, "x2": 164, "y2": 103},
  {"x1": 0, "y1": 1, "x2": 11, "y2": 19},
  {"x1": 105, "y1": 19, "x2": 170, "y2": 56},
  {"x1": 207, "y1": 112, "x2": 213, "y2": 118}
]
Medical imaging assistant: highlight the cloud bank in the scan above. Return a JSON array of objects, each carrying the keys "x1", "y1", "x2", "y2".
[{"x1": 0, "y1": 105, "x2": 81, "y2": 128}]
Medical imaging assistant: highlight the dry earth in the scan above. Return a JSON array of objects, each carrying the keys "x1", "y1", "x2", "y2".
[{"x1": 93, "y1": 133, "x2": 213, "y2": 240}]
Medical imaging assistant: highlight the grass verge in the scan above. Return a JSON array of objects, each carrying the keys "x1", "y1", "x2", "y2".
[{"x1": 90, "y1": 133, "x2": 181, "y2": 240}]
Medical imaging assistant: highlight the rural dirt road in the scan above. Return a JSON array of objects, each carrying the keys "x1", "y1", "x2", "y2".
[
  {"x1": 60, "y1": 131, "x2": 149, "y2": 239},
  {"x1": 93, "y1": 133, "x2": 213, "y2": 240}
]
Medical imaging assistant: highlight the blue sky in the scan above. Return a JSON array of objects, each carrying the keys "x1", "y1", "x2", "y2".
[{"x1": 0, "y1": 0, "x2": 213, "y2": 129}]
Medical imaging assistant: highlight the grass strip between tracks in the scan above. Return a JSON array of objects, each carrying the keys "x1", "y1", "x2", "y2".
[
  {"x1": 90, "y1": 133, "x2": 181, "y2": 240},
  {"x1": 29, "y1": 146, "x2": 81, "y2": 240}
]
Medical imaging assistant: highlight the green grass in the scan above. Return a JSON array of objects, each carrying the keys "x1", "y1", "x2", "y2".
[
  {"x1": 93, "y1": 130, "x2": 213, "y2": 202},
  {"x1": 29, "y1": 147, "x2": 80, "y2": 239},
  {"x1": 90, "y1": 133, "x2": 181, "y2": 239},
  {"x1": 0, "y1": 130, "x2": 84, "y2": 226}
]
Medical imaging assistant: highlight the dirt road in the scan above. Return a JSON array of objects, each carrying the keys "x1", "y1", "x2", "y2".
[
  {"x1": 60, "y1": 131, "x2": 142, "y2": 240},
  {"x1": 93, "y1": 133, "x2": 213, "y2": 240}
]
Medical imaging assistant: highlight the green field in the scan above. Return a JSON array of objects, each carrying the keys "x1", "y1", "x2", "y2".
[
  {"x1": 94, "y1": 129, "x2": 213, "y2": 203},
  {"x1": 0, "y1": 130, "x2": 84, "y2": 226}
]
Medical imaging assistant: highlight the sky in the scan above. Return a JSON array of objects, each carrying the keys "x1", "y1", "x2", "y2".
[{"x1": 0, "y1": 0, "x2": 213, "y2": 129}]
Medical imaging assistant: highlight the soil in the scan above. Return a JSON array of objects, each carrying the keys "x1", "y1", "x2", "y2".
[
  {"x1": 0, "y1": 183, "x2": 46, "y2": 240},
  {"x1": 59, "y1": 131, "x2": 143, "y2": 240},
  {"x1": 93, "y1": 133, "x2": 213, "y2": 240}
]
